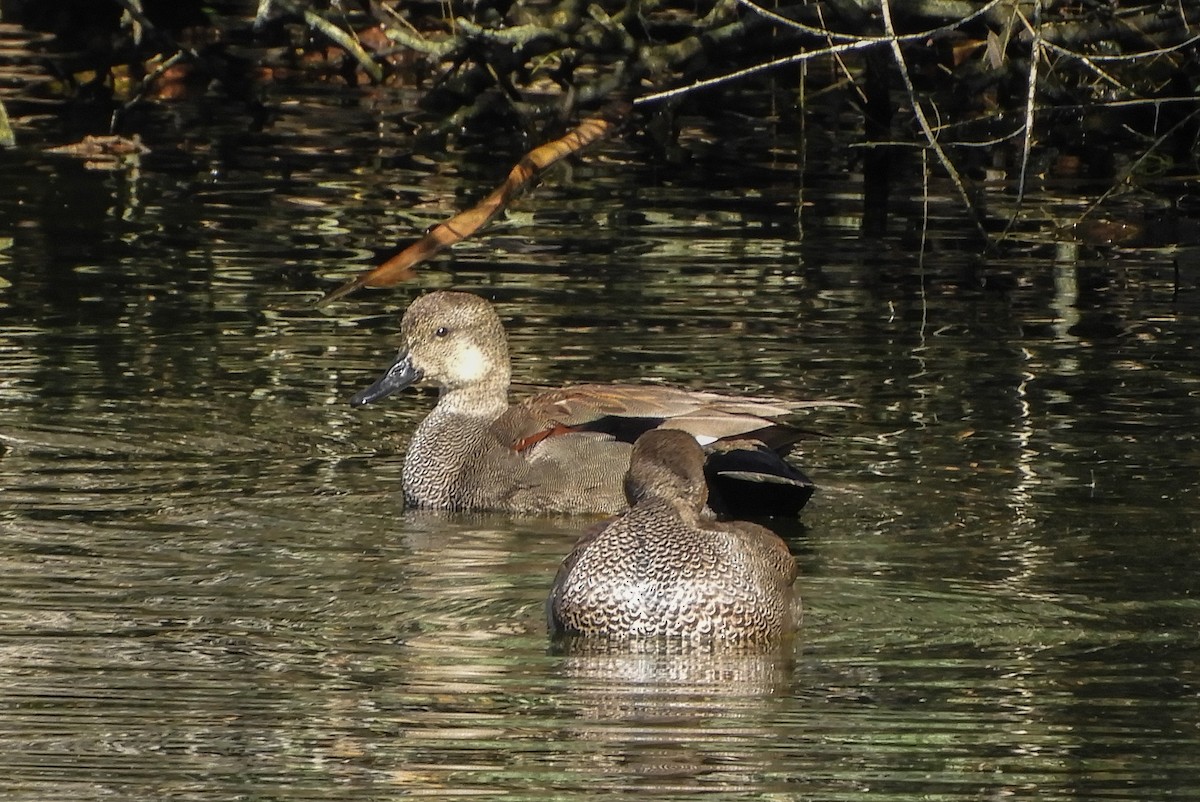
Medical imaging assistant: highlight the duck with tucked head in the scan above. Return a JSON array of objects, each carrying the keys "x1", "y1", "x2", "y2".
[
  {"x1": 546, "y1": 429, "x2": 799, "y2": 643},
  {"x1": 351, "y1": 290, "x2": 837, "y2": 516}
]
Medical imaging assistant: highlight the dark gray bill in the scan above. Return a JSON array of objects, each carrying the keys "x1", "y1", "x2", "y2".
[{"x1": 351, "y1": 350, "x2": 423, "y2": 407}]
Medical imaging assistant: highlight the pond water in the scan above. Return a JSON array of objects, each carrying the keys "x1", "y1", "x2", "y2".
[{"x1": 1, "y1": 80, "x2": 1199, "y2": 801}]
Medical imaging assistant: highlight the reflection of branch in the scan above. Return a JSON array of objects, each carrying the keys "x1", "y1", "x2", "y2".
[{"x1": 318, "y1": 101, "x2": 631, "y2": 305}]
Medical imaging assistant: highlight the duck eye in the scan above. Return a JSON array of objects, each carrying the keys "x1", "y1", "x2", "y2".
[{"x1": 434, "y1": 326, "x2": 450, "y2": 338}]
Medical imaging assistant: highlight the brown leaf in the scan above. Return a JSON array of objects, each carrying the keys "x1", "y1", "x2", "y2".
[
  {"x1": 951, "y1": 39, "x2": 986, "y2": 68},
  {"x1": 985, "y1": 30, "x2": 1006, "y2": 71}
]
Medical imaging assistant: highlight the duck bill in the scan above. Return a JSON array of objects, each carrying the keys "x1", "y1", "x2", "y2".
[{"x1": 351, "y1": 350, "x2": 423, "y2": 408}]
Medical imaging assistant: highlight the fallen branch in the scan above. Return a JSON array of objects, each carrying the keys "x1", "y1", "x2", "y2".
[
  {"x1": 302, "y1": 8, "x2": 384, "y2": 82},
  {"x1": 267, "y1": 0, "x2": 386, "y2": 81},
  {"x1": 317, "y1": 100, "x2": 631, "y2": 306}
]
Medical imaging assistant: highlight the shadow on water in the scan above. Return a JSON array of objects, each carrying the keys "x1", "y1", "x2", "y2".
[{"x1": 1, "y1": 76, "x2": 1200, "y2": 800}]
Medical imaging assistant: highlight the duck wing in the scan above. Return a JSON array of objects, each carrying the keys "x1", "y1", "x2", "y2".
[
  {"x1": 702, "y1": 439, "x2": 815, "y2": 517},
  {"x1": 499, "y1": 383, "x2": 849, "y2": 452}
]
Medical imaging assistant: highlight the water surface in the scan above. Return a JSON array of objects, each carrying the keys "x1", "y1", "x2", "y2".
[{"x1": 1, "y1": 81, "x2": 1199, "y2": 801}]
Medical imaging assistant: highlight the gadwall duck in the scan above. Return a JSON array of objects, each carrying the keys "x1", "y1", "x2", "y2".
[
  {"x1": 351, "y1": 290, "x2": 835, "y2": 515},
  {"x1": 546, "y1": 429, "x2": 799, "y2": 642}
]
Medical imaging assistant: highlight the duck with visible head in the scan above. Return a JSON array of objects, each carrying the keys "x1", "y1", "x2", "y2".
[
  {"x1": 546, "y1": 429, "x2": 799, "y2": 643},
  {"x1": 351, "y1": 290, "x2": 843, "y2": 516}
]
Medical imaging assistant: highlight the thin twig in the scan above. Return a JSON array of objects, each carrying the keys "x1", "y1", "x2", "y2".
[
  {"x1": 303, "y1": 9, "x2": 384, "y2": 82},
  {"x1": 634, "y1": 37, "x2": 881, "y2": 105},
  {"x1": 879, "y1": 0, "x2": 987, "y2": 242},
  {"x1": 1050, "y1": 32, "x2": 1200, "y2": 63},
  {"x1": 265, "y1": 2, "x2": 387, "y2": 78},
  {"x1": 816, "y1": 4, "x2": 867, "y2": 106},
  {"x1": 635, "y1": 0, "x2": 1007, "y2": 107},
  {"x1": 1002, "y1": 0, "x2": 1041, "y2": 241},
  {"x1": 1040, "y1": 41, "x2": 1129, "y2": 93},
  {"x1": 1076, "y1": 108, "x2": 1200, "y2": 224},
  {"x1": 114, "y1": 0, "x2": 152, "y2": 44},
  {"x1": 734, "y1": 0, "x2": 862, "y2": 42},
  {"x1": 735, "y1": 0, "x2": 1007, "y2": 44},
  {"x1": 1051, "y1": 95, "x2": 1200, "y2": 112}
]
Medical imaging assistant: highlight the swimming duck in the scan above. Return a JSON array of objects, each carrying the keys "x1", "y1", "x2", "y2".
[
  {"x1": 351, "y1": 290, "x2": 833, "y2": 515},
  {"x1": 546, "y1": 429, "x2": 799, "y2": 642}
]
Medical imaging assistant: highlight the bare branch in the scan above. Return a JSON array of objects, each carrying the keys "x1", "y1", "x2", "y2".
[
  {"x1": 1077, "y1": 108, "x2": 1200, "y2": 224},
  {"x1": 302, "y1": 9, "x2": 384, "y2": 82},
  {"x1": 635, "y1": 0, "x2": 1010, "y2": 107},
  {"x1": 879, "y1": 0, "x2": 987, "y2": 241},
  {"x1": 1002, "y1": 0, "x2": 1041, "y2": 241}
]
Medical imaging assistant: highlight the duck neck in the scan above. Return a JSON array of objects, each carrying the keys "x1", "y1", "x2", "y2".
[
  {"x1": 434, "y1": 371, "x2": 511, "y2": 420},
  {"x1": 636, "y1": 495, "x2": 705, "y2": 528},
  {"x1": 667, "y1": 496, "x2": 706, "y2": 527},
  {"x1": 404, "y1": 376, "x2": 511, "y2": 511}
]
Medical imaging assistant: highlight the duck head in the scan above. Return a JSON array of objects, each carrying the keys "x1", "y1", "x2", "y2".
[
  {"x1": 623, "y1": 429, "x2": 709, "y2": 513},
  {"x1": 352, "y1": 291, "x2": 512, "y2": 408}
]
